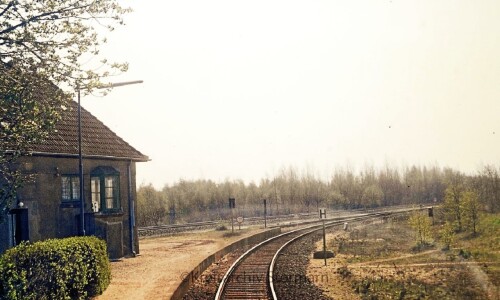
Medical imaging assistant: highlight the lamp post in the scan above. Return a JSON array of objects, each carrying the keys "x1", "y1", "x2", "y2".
[{"x1": 78, "y1": 80, "x2": 143, "y2": 236}]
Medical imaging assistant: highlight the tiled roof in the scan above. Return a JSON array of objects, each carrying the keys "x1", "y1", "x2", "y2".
[{"x1": 30, "y1": 100, "x2": 149, "y2": 162}]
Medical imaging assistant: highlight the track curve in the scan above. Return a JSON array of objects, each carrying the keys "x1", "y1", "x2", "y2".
[{"x1": 214, "y1": 213, "x2": 384, "y2": 300}]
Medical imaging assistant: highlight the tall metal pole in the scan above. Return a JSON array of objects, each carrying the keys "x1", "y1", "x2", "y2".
[
  {"x1": 263, "y1": 199, "x2": 267, "y2": 228},
  {"x1": 231, "y1": 208, "x2": 234, "y2": 234},
  {"x1": 319, "y1": 208, "x2": 327, "y2": 266},
  {"x1": 323, "y1": 219, "x2": 327, "y2": 266},
  {"x1": 229, "y1": 198, "x2": 235, "y2": 234},
  {"x1": 78, "y1": 87, "x2": 85, "y2": 236}
]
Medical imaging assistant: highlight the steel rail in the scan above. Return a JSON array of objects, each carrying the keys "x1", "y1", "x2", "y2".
[
  {"x1": 213, "y1": 224, "x2": 323, "y2": 300},
  {"x1": 214, "y1": 208, "x2": 419, "y2": 300},
  {"x1": 137, "y1": 205, "x2": 422, "y2": 235},
  {"x1": 269, "y1": 210, "x2": 415, "y2": 299},
  {"x1": 267, "y1": 214, "x2": 382, "y2": 299},
  {"x1": 213, "y1": 213, "x2": 378, "y2": 300}
]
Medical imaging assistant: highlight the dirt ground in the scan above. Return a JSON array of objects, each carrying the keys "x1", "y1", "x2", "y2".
[
  {"x1": 307, "y1": 231, "x2": 358, "y2": 299},
  {"x1": 307, "y1": 219, "x2": 498, "y2": 299},
  {"x1": 95, "y1": 227, "x2": 264, "y2": 300}
]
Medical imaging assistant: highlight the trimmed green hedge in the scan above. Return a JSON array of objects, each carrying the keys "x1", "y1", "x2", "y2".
[{"x1": 0, "y1": 236, "x2": 111, "y2": 300}]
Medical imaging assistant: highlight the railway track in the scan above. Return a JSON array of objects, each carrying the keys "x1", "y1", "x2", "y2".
[
  {"x1": 137, "y1": 221, "x2": 219, "y2": 236},
  {"x1": 137, "y1": 212, "x2": 320, "y2": 237},
  {"x1": 138, "y1": 205, "x2": 417, "y2": 237},
  {"x1": 214, "y1": 210, "x2": 411, "y2": 300}
]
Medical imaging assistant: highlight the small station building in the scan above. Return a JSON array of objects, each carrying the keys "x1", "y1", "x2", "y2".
[{"x1": 0, "y1": 100, "x2": 149, "y2": 258}]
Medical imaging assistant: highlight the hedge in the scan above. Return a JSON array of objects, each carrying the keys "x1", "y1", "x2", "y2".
[{"x1": 0, "y1": 236, "x2": 111, "y2": 300}]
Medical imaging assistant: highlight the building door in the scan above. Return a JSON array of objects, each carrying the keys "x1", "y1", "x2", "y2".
[
  {"x1": 76, "y1": 212, "x2": 96, "y2": 236},
  {"x1": 9, "y1": 208, "x2": 29, "y2": 246}
]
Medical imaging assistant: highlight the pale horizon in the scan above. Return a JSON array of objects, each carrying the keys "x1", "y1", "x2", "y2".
[{"x1": 81, "y1": 0, "x2": 500, "y2": 189}]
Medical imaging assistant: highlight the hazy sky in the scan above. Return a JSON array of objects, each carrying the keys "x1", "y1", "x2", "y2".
[{"x1": 83, "y1": 0, "x2": 500, "y2": 188}]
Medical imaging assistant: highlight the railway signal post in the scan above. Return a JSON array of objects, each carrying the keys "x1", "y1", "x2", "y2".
[
  {"x1": 229, "y1": 198, "x2": 235, "y2": 233},
  {"x1": 319, "y1": 208, "x2": 327, "y2": 266},
  {"x1": 263, "y1": 199, "x2": 267, "y2": 228},
  {"x1": 428, "y1": 206, "x2": 434, "y2": 225}
]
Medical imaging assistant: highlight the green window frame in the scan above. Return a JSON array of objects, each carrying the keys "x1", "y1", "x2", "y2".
[
  {"x1": 61, "y1": 175, "x2": 80, "y2": 202},
  {"x1": 91, "y1": 167, "x2": 120, "y2": 213}
]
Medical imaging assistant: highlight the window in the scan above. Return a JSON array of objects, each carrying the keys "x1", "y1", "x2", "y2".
[
  {"x1": 91, "y1": 177, "x2": 100, "y2": 212},
  {"x1": 104, "y1": 176, "x2": 119, "y2": 209},
  {"x1": 61, "y1": 175, "x2": 80, "y2": 201},
  {"x1": 91, "y1": 166, "x2": 120, "y2": 213}
]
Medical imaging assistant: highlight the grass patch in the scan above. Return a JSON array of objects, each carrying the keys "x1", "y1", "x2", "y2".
[
  {"x1": 352, "y1": 272, "x2": 486, "y2": 300},
  {"x1": 215, "y1": 223, "x2": 228, "y2": 231},
  {"x1": 323, "y1": 213, "x2": 495, "y2": 299},
  {"x1": 221, "y1": 228, "x2": 249, "y2": 238},
  {"x1": 334, "y1": 218, "x2": 415, "y2": 263},
  {"x1": 410, "y1": 242, "x2": 435, "y2": 253},
  {"x1": 450, "y1": 213, "x2": 500, "y2": 287}
]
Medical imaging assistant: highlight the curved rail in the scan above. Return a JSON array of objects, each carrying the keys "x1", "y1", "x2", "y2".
[
  {"x1": 268, "y1": 214, "x2": 387, "y2": 299},
  {"x1": 214, "y1": 210, "x2": 415, "y2": 300},
  {"x1": 268, "y1": 211, "x2": 413, "y2": 299},
  {"x1": 268, "y1": 227, "x2": 321, "y2": 299},
  {"x1": 213, "y1": 222, "x2": 330, "y2": 299},
  {"x1": 214, "y1": 214, "x2": 378, "y2": 300}
]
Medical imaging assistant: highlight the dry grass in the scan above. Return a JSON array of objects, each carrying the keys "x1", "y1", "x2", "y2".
[{"x1": 307, "y1": 216, "x2": 497, "y2": 299}]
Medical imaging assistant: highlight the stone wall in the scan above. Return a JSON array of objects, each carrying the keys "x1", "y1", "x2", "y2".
[{"x1": 0, "y1": 155, "x2": 139, "y2": 259}]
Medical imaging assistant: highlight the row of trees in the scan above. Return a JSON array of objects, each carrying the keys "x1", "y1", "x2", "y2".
[
  {"x1": 136, "y1": 164, "x2": 500, "y2": 226},
  {"x1": 409, "y1": 172, "x2": 488, "y2": 249},
  {"x1": 443, "y1": 172, "x2": 485, "y2": 236}
]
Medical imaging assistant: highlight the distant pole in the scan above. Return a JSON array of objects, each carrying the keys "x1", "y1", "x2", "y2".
[
  {"x1": 429, "y1": 206, "x2": 434, "y2": 225},
  {"x1": 263, "y1": 199, "x2": 267, "y2": 228},
  {"x1": 323, "y1": 219, "x2": 327, "y2": 266},
  {"x1": 169, "y1": 206, "x2": 176, "y2": 224},
  {"x1": 319, "y1": 208, "x2": 327, "y2": 266},
  {"x1": 229, "y1": 198, "x2": 235, "y2": 234},
  {"x1": 78, "y1": 87, "x2": 85, "y2": 236}
]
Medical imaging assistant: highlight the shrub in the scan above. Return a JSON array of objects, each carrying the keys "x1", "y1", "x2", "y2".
[
  {"x1": 458, "y1": 249, "x2": 471, "y2": 259},
  {"x1": 0, "y1": 236, "x2": 110, "y2": 300},
  {"x1": 215, "y1": 223, "x2": 227, "y2": 231},
  {"x1": 336, "y1": 265, "x2": 352, "y2": 278},
  {"x1": 408, "y1": 212, "x2": 432, "y2": 246},
  {"x1": 440, "y1": 221, "x2": 455, "y2": 250}
]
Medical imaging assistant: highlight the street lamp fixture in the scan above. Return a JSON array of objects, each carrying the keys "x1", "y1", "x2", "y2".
[{"x1": 78, "y1": 80, "x2": 143, "y2": 236}]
